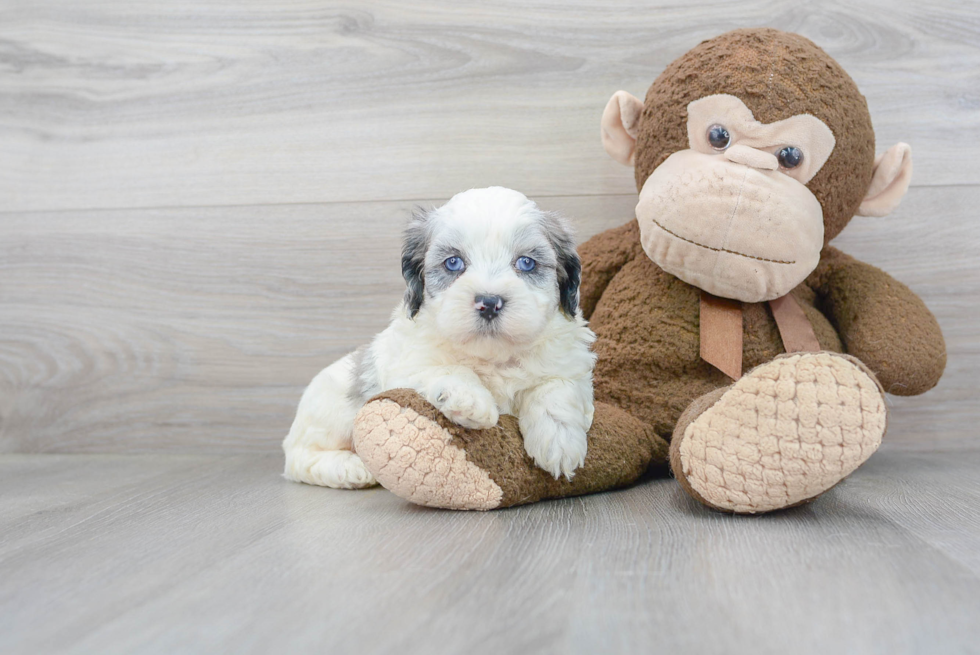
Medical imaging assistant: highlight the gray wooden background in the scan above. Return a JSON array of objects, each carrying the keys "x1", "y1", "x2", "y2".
[
  {"x1": 1, "y1": 0, "x2": 978, "y2": 454},
  {"x1": 3, "y1": 4, "x2": 980, "y2": 654}
]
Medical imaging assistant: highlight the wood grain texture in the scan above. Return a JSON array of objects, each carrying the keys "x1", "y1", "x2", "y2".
[
  {"x1": 1, "y1": 0, "x2": 979, "y2": 212},
  {"x1": 1, "y1": 188, "x2": 976, "y2": 453},
  {"x1": 2, "y1": 5, "x2": 978, "y2": 653},
  {"x1": 1, "y1": 449, "x2": 979, "y2": 654},
  {"x1": 0, "y1": 194, "x2": 625, "y2": 452}
]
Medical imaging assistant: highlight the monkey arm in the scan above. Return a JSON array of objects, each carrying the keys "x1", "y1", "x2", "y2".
[
  {"x1": 578, "y1": 219, "x2": 643, "y2": 320},
  {"x1": 808, "y1": 247, "x2": 946, "y2": 396}
]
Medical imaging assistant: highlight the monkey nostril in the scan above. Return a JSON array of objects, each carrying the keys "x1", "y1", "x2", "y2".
[{"x1": 474, "y1": 295, "x2": 505, "y2": 320}]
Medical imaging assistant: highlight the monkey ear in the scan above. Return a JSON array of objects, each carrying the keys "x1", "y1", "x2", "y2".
[
  {"x1": 601, "y1": 90, "x2": 644, "y2": 166},
  {"x1": 857, "y1": 143, "x2": 913, "y2": 217}
]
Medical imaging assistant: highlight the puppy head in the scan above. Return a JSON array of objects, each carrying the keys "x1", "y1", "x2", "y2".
[{"x1": 402, "y1": 187, "x2": 580, "y2": 347}]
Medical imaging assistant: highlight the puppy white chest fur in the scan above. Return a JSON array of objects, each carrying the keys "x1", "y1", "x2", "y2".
[
  {"x1": 369, "y1": 309, "x2": 595, "y2": 419},
  {"x1": 283, "y1": 187, "x2": 597, "y2": 488}
]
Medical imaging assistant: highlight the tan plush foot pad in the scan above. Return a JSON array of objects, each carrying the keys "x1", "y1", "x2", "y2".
[
  {"x1": 354, "y1": 399, "x2": 504, "y2": 510},
  {"x1": 674, "y1": 353, "x2": 886, "y2": 514}
]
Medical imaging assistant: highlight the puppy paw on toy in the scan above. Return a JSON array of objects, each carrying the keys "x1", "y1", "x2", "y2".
[{"x1": 426, "y1": 374, "x2": 500, "y2": 431}]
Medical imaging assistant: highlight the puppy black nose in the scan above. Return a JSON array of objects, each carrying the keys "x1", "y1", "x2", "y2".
[{"x1": 474, "y1": 295, "x2": 504, "y2": 320}]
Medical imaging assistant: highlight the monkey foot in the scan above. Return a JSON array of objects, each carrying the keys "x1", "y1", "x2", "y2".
[
  {"x1": 670, "y1": 352, "x2": 887, "y2": 514},
  {"x1": 353, "y1": 393, "x2": 504, "y2": 510},
  {"x1": 353, "y1": 389, "x2": 667, "y2": 510}
]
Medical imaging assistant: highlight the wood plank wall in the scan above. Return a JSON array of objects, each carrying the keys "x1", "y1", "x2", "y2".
[{"x1": 1, "y1": 1, "x2": 978, "y2": 453}]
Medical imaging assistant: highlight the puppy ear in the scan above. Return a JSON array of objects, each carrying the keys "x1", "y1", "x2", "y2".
[
  {"x1": 559, "y1": 249, "x2": 582, "y2": 319},
  {"x1": 401, "y1": 207, "x2": 430, "y2": 318},
  {"x1": 541, "y1": 213, "x2": 581, "y2": 318}
]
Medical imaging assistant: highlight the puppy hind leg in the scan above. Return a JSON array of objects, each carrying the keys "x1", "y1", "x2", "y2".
[
  {"x1": 286, "y1": 447, "x2": 377, "y2": 489},
  {"x1": 283, "y1": 354, "x2": 378, "y2": 489}
]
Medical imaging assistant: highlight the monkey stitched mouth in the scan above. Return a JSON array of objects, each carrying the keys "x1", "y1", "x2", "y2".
[{"x1": 650, "y1": 217, "x2": 796, "y2": 265}]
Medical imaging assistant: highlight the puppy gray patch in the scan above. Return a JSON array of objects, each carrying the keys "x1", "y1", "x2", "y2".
[
  {"x1": 424, "y1": 243, "x2": 466, "y2": 295},
  {"x1": 509, "y1": 224, "x2": 558, "y2": 288},
  {"x1": 511, "y1": 224, "x2": 558, "y2": 266},
  {"x1": 346, "y1": 346, "x2": 380, "y2": 404},
  {"x1": 517, "y1": 247, "x2": 555, "y2": 288}
]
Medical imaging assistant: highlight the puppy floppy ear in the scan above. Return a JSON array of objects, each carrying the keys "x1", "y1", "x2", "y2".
[
  {"x1": 541, "y1": 213, "x2": 581, "y2": 318},
  {"x1": 401, "y1": 208, "x2": 430, "y2": 318}
]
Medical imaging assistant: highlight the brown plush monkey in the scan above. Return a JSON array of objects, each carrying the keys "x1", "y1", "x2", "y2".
[{"x1": 351, "y1": 28, "x2": 946, "y2": 513}]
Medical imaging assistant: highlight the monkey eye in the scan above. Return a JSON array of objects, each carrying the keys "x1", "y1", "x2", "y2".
[
  {"x1": 444, "y1": 256, "x2": 465, "y2": 272},
  {"x1": 707, "y1": 124, "x2": 731, "y2": 150},
  {"x1": 777, "y1": 146, "x2": 804, "y2": 169}
]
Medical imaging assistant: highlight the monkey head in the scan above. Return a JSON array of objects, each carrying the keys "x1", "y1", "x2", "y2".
[{"x1": 601, "y1": 28, "x2": 913, "y2": 302}]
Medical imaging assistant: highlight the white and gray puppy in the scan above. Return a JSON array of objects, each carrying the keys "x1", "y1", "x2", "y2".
[{"x1": 283, "y1": 187, "x2": 596, "y2": 489}]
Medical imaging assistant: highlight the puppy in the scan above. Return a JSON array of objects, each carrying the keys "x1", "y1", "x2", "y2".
[{"x1": 283, "y1": 187, "x2": 596, "y2": 489}]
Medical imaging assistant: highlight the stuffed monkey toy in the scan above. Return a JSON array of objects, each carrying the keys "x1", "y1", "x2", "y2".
[{"x1": 351, "y1": 28, "x2": 946, "y2": 513}]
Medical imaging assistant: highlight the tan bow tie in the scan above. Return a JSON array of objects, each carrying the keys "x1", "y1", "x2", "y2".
[{"x1": 699, "y1": 291, "x2": 822, "y2": 380}]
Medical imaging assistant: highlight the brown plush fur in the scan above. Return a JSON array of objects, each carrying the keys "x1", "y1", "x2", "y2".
[
  {"x1": 634, "y1": 28, "x2": 876, "y2": 243},
  {"x1": 357, "y1": 28, "x2": 946, "y2": 512},
  {"x1": 580, "y1": 27, "x2": 944, "y2": 441},
  {"x1": 371, "y1": 389, "x2": 669, "y2": 508},
  {"x1": 583, "y1": 221, "x2": 944, "y2": 441},
  {"x1": 809, "y1": 248, "x2": 947, "y2": 395}
]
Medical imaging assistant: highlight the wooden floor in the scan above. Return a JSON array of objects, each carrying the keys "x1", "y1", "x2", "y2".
[
  {"x1": 2, "y1": 1, "x2": 979, "y2": 653},
  {"x1": 1, "y1": 447, "x2": 979, "y2": 654}
]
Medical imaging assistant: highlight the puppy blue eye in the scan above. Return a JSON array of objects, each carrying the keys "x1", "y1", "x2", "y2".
[
  {"x1": 516, "y1": 256, "x2": 536, "y2": 272},
  {"x1": 444, "y1": 256, "x2": 464, "y2": 272}
]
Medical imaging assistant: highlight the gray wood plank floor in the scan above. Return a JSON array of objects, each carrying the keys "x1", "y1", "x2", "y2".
[{"x1": 2, "y1": 448, "x2": 979, "y2": 655}]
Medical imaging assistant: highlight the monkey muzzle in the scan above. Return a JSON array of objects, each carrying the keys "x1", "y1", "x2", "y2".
[{"x1": 636, "y1": 149, "x2": 825, "y2": 302}]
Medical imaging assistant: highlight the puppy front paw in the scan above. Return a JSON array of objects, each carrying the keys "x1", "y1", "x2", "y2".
[
  {"x1": 521, "y1": 415, "x2": 588, "y2": 480},
  {"x1": 429, "y1": 382, "x2": 499, "y2": 430}
]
